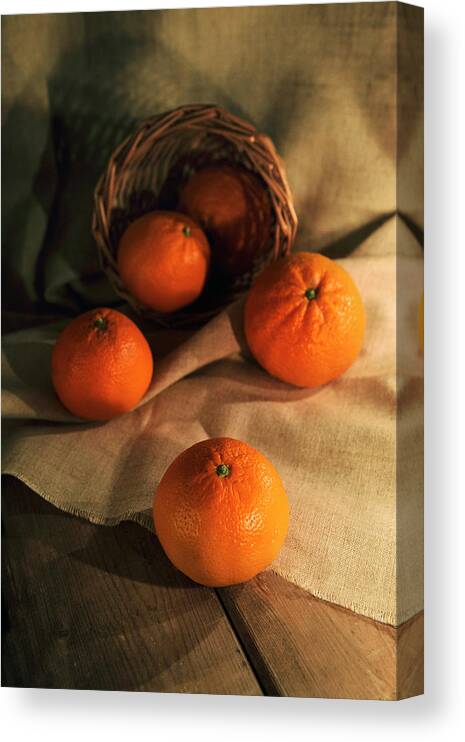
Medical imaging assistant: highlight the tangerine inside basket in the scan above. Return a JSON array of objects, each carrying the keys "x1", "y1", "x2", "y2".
[{"x1": 92, "y1": 104, "x2": 298, "y2": 328}]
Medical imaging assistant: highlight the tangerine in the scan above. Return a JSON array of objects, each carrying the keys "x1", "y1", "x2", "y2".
[
  {"x1": 118, "y1": 211, "x2": 210, "y2": 313},
  {"x1": 244, "y1": 252, "x2": 366, "y2": 388},
  {"x1": 153, "y1": 437, "x2": 289, "y2": 587},
  {"x1": 52, "y1": 308, "x2": 153, "y2": 420},
  {"x1": 178, "y1": 165, "x2": 271, "y2": 278}
]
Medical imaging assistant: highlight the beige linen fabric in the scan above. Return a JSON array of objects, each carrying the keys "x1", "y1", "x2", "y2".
[{"x1": 2, "y1": 217, "x2": 423, "y2": 626}]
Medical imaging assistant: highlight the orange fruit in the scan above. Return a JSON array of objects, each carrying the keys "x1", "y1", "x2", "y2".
[
  {"x1": 178, "y1": 165, "x2": 271, "y2": 278},
  {"x1": 52, "y1": 308, "x2": 153, "y2": 420},
  {"x1": 118, "y1": 211, "x2": 210, "y2": 313},
  {"x1": 244, "y1": 252, "x2": 366, "y2": 388},
  {"x1": 153, "y1": 437, "x2": 289, "y2": 587}
]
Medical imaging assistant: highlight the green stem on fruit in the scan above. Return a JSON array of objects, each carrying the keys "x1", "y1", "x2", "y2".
[
  {"x1": 305, "y1": 288, "x2": 317, "y2": 301},
  {"x1": 216, "y1": 464, "x2": 231, "y2": 478},
  {"x1": 182, "y1": 225, "x2": 191, "y2": 238},
  {"x1": 93, "y1": 316, "x2": 108, "y2": 332}
]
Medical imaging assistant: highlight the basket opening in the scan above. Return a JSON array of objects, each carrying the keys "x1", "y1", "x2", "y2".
[
  {"x1": 108, "y1": 131, "x2": 275, "y2": 312},
  {"x1": 94, "y1": 106, "x2": 296, "y2": 328}
]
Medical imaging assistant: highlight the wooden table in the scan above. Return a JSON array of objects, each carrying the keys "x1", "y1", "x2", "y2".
[{"x1": 1, "y1": 476, "x2": 423, "y2": 699}]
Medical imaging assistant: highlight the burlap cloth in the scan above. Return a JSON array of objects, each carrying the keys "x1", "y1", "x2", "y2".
[
  {"x1": 2, "y1": 216, "x2": 423, "y2": 626},
  {"x1": 2, "y1": 5, "x2": 423, "y2": 626}
]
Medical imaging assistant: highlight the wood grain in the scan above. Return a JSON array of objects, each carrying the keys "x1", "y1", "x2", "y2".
[
  {"x1": 397, "y1": 611, "x2": 424, "y2": 699},
  {"x1": 2, "y1": 477, "x2": 423, "y2": 699},
  {"x1": 1, "y1": 477, "x2": 261, "y2": 695},
  {"x1": 219, "y1": 572, "x2": 423, "y2": 700}
]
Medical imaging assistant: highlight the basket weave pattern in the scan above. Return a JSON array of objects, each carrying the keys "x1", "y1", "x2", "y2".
[{"x1": 92, "y1": 104, "x2": 297, "y2": 327}]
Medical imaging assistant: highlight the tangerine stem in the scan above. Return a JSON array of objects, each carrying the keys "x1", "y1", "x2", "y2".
[
  {"x1": 93, "y1": 316, "x2": 108, "y2": 331},
  {"x1": 182, "y1": 225, "x2": 191, "y2": 238},
  {"x1": 305, "y1": 288, "x2": 317, "y2": 301},
  {"x1": 216, "y1": 464, "x2": 231, "y2": 478}
]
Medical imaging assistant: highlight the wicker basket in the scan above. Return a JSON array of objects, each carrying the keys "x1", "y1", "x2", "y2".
[{"x1": 92, "y1": 103, "x2": 297, "y2": 328}]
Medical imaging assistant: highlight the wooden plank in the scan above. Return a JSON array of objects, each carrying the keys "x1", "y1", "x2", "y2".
[
  {"x1": 1, "y1": 477, "x2": 262, "y2": 695},
  {"x1": 219, "y1": 572, "x2": 423, "y2": 700},
  {"x1": 396, "y1": 611, "x2": 424, "y2": 699},
  {"x1": 2, "y1": 477, "x2": 423, "y2": 699}
]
